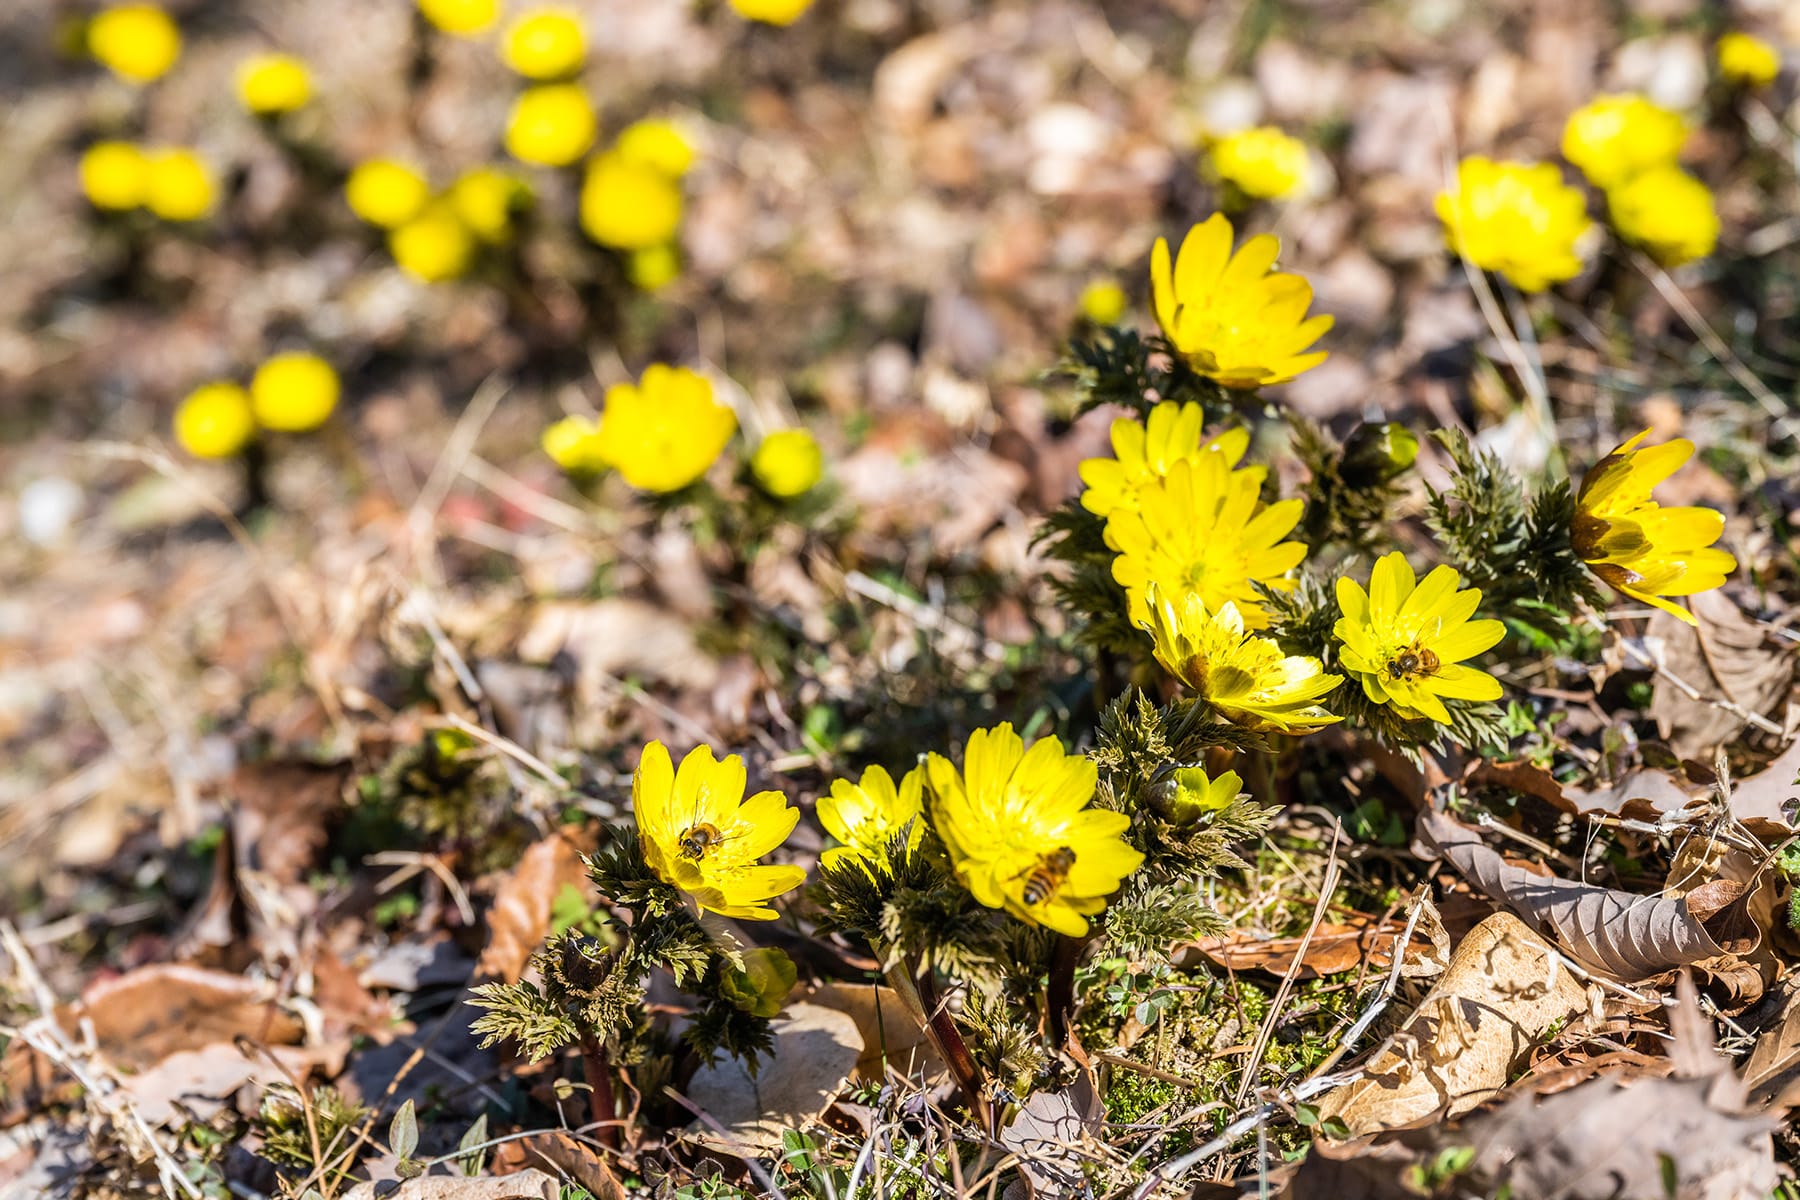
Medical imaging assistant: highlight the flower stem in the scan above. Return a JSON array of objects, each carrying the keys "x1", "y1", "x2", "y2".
[
  {"x1": 884, "y1": 950, "x2": 992, "y2": 1131},
  {"x1": 578, "y1": 1031, "x2": 620, "y2": 1151},
  {"x1": 1046, "y1": 932, "x2": 1087, "y2": 1056}
]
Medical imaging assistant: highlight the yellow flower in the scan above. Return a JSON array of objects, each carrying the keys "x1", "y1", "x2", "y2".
[
  {"x1": 1148, "y1": 765, "x2": 1244, "y2": 827},
  {"x1": 418, "y1": 0, "x2": 499, "y2": 37},
  {"x1": 926, "y1": 724, "x2": 1143, "y2": 938},
  {"x1": 502, "y1": 8, "x2": 586, "y2": 79},
  {"x1": 720, "y1": 947, "x2": 797, "y2": 1016},
  {"x1": 143, "y1": 148, "x2": 215, "y2": 221},
  {"x1": 174, "y1": 383, "x2": 255, "y2": 459},
  {"x1": 1078, "y1": 401, "x2": 1251, "y2": 520},
  {"x1": 1106, "y1": 451, "x2": 1307, "y2": 631},
  {"x1": 1139, "y1": 587, "x2": 1341, "y2": 734},
  {"x1": 1718, "y1": 32, "x2": 1781, "y2": 88},
  {"x1": 627, "y1": 244, "x2": 682, "y2": 290},
  {"x1": 1207, "y1": 126, "x2": 1309, "y2": 200},
  {"x1": 729, "y1": 0, "x2": 815, "y2": 25},
  {"x1": 88, "y1": 4, "x2": 181, "y2": 84},
  {"x1": 505, "y1": 83, "x2": 597, "y2": 167},
  {"x1": 236, "y1": 53, "x2": 312, "y2": 114},
  {"x1": 346, "y1": 159, "x2": 430, "y2": 230},
  {"x1": 251, "y1": 352, "x2": 339, "y2": 432},
  {"x1": 389, "y1": 206, "x2": 474, "y2": 282},
  {"x1": 447, "y1": 166, "x2": 531, "y2": 243},
  {"x1": 751, "y1": 429, "x2": 824, "y2": 498},
  {"x1": 1562, "y1": 94, "x2": 1686, "y2": 189},
  {"x1": 542, "y1": 414, "x2": 608, "y2": 474},
  {"x1": 1606, "y1": 165, "x2": 1719, "y2": 267},
  {"x1": 1149, "y1": 214, "x2": 1332, "y2": 388},
  {"x1": 579, "y1": 151, "x2": 683, "y2": 249},
  {"x1": 1078, "y1": 279, "x2": 1127, "y2": 325},
  {"x1": 817, "y1": 764, "x2": 925, "y2": 871},
  {"x1": 633, "y1": 740, "x2": 806, "y2": 920},
  {"x1": 1334, "y1": 552, "x2": 1506, "y2": 724},
  {"x1": 1435, "y1": 157, "x2": 1590, "y2": 293},
  {"x1": 1572, "y1": 430, "x2": 1736, "y2": 625},
  {"x1": 615, "y1": 118, "x2": 697, "y2": 178},
  {"x1": 595, "y1": 364, "x2": 735, "y2": 493},
  {"x1": 79, "y1": 141, "x2": 148, "y2": 210}
]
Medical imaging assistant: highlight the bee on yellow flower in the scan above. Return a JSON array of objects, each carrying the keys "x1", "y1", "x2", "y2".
[
  {"x1": 1718, "y1": 32, "x2": 1781, "y2": 88},
  {"x1": 79, "y1": 141, "x2": 148, "y2": 211},
  {"x1": 237, "y1": 53, "x2": 313, "y2": 115},
  {"x1": 729, "y1": 0, "x2": 815, "y2": 25},
  {"x1": 1150, "y1": 214, "x2": 1332, "y2": 388},
  {"x1": 1078, "y1": 401, "x2": 1251, "y2": 520},
  {"x1": 541, "y1": 414, "x2": 608, "y2": 474},
  {"x1": 1436, "y1": 158, "x2": 1590, "y2": 293},
  {"x1": 633, "y1": 740, "x2": 806, "y2": 920},
  {"x1": 1206, "y1": 127, "x2": 1310, "y2": 201},
  {"x1": 926, "y1": 724, "x2": 1143, "y2": 938},
  {"x1": 751, "y1": 429, "x2": 824, "y2": 498},
  {"x1": 594, "y1": 365, "x2": 736, "y2": 493},
  {"x1": 502, "y1": 8, "x2": 586, "y2": 79},
  {"x1": 1334, "y1": 552, "x2": 1506, "y2": 725},
  {"x1": 174, "y1": 383, "x2": 256, "y2": 459},
  {"x1": 251, "y1": 352, "x2": 339, "y2": 433},
  {"x1": 1606, "y1": 165, "x2": 1719, "y2": 267},
  {"x1": 1561, "y1": 94, "x2": 1686, "y2": 190},
  {"x1": 418, "y1": 0, "x2": 499, "y2": 37},
  {"x1": 1077, "y1": 279, "x2": 1127, "y2": 326},
  {"x1": 345, "y1": 159, "x2": 431, "y2": 230},
  {"x1": 1572, "y1": 430, "x2": 1736, "y2": 625},
  {"x1": 505, "y1": 83, "x2": 598, "y2": 167},
  {"x1": 389, "y1": 206, "x2": 475, "y2": 282},
  {"x1": 143, "y1": 148, "x2": 215, "y2": 221},
  {"x1": 1105, "y1": 451, "x2": 1308, "y2": 631},
  {"x1": 615, "y1": 118, "x2": 697, "y2": 178},
  {"x1": 1139, "y1": 586, "x2": 1341, "y2": 734},
  {"x1": 88, "y1": 4, "x2": 181, "y2": 84},
  {"x1": 817, "y1": 764, "x2": 925, "y2": 872},
  {"x1": 580, "y1": 151, "x2": 683, "y2": 250}
]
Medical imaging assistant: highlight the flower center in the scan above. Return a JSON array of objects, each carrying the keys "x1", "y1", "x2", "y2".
[{"x1": 1018, "y1": 846, "x2": 1076, "y2": 906}]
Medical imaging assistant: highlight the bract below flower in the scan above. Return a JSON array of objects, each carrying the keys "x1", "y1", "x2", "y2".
[
  {"x1": 1140, "y1": 588, "x2": 1341, "y2": 733},
  {"x1": 1078, "y1": 400, "x2": 1251, "y2": 519},
  {"x1": 926, "y1": 724, "x2": 1142, "y2": 938},
  {"x1": 817, "y1": 764, "x2": 925, "y2": 872},
  {"x1": 1435, "y1": 157, "x2": 1589, "y2": 293},
  {"x1": 594, "y1": 365, "x2": 735, "y2": 493},
  {"x1": 1334, "y1": 552, "x2": 1506, "y2": 725},
  {"x1": 633, "y1": 740, "x2": 806, "y2": 920}
]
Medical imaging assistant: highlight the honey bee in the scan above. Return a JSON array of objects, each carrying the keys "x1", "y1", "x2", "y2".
[
  {"x1": 1386, "y1": 647, "x2": 1439, "y2": 680},
  {"x1": 1017, "y1": 846, "x2": 1077, "y2": 906},
  {"x1": 678, "y1": 822, "x2": 724, "y2": 860}
]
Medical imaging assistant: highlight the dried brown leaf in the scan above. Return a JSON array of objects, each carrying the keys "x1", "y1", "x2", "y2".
[
  {"x1": 1468, "y1": 759, "x2": 1707, "y2": 824},
  {"x1": 231, "y1": 759, "x2": 351, "y2": 886},
  {"x1": 680, "y1": 1002, "x2": 863, "y2": 1153},
  {"x1": 1186, "y1": 912, "x2": 1445, "y2": 980},
  {"x1": 1730, "y1": 736, "x2": 1800, "y2": 838},
  {"x1": 475, "y1": 831, "x2": 595, "y2": 984},
  {"x1": 1649, "y1": 590, "x2": 1795, "y2": 759},
  {"x1": 491, "y1": 1132, "x2": 624, "y2": 1200}
]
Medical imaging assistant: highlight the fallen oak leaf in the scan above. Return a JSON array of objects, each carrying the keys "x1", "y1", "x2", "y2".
[
  {"x1": 1415, "y1": 808, "x2": 1757, "y2": 981},
  {"x1": 1647, "y1": 590, "x2": 1795, "y2": 759},
  {"x1": 1184, "y1": 912, "x2": 1446, "y2": 980},
  {"x1": 1467, "y1": 759, "x2": 1707, "y2": 825},
  {"x1": 491, "y1": 1131, "x2": 624, "y2": 1200},
  {"x1": 1730, "y1": 736, "x2": 1800, "y2": 839},
  {"x1": 476, "y1": 829, "x2": 597, "y2": 984}
]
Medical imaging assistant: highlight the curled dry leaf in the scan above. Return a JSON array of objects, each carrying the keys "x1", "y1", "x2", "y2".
[
  {"x1": 230, "y1": 759, "x2": 352, "y2": 886},
  {"x1": 1467, "y1": 758, "x2": 1708, "y2": 825},
  {"x1": 1646, "y1": 590, "x2": 1796, "y2": 759},
  {"x1": 475, "y1": 830, "x2": 596, "y2": 985},
  {"x1": 1186, "y1": 908, "x2": 1448, "y2": 981},
  {"x1": 491, "y1": 1131, "x2": 624, "y2": 1200},
  {"x1": 1415, "y1": 808, "x2": 1757, "y2": 981},
  {"x1": 1317, "y1": 912, "x2": 1587, "y2": 1136}
]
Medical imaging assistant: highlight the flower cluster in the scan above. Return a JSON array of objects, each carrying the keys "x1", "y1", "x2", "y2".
[
  {"x1": 79, "y1": 142, "x2": 215, "y2": 222},
  {"x1": 174, "y1": 352, "x2": 341, "y2": 459},
  {"x1": 1563, "y1": 93, "x2": 1716, "y2": 266},
  {"x1": 345, "y1": 159, "x2": 532, "y2": 283},
  {"x1": 542, "y1": 364, "x2": 737, "y2": 493},
  {"x1": 1435, "y1": 158, "x2": 1590, "y2": 293}
]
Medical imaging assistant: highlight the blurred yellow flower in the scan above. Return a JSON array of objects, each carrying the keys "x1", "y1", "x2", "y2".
[
  {"x1": 615, "y1": 118, "x2": 697, "y2": 178},
  {"x1": 418, "y1": 0, "x2": 499, "y2": 37},
  {"x1": 633, "y1": 740, "x2": 806, "y2": 920},
  {"x1": 627, "y1": 244, "x2": 682, "y2": 290},
  {"x1": 1334, "y1": 552, "x2": 1505, "y2": 725},
  {"x1": 251, "y1": 352, "x2": 340, "y2": 433},
  {"x1": 1078, "y1": 401, "x2": 1251, "y2": 520},
  {"x1": 817, "y1": 764, "x2": 925, "y2": 872},
  {"x1": 236, "y1": 53, "x2": 312, "y2": 115},
  {"x1": 751, "y1": 429, "x2": 824, "y2": 498},
  {"x1": 595, "y1": 364, "x2": 735, "y2": 493},
  {"x1": 1718, "y1": 32, "x2": 1781, "y2": 88},
  {"x1": 346, "y1": 159, "x2": 430, "y2": 229},
  {"x1": 729, "y1": 0, "x2": 815, "y2": 25},
  {"x1": 1078, "y1": 278, "x2": 1127, "y2": 325},
  {"x1": 389, "y1": 206, "x2": 474, "y2": 282},
  {"x1": 542, "y1": 414, "x2": 608, "y2": 474},
  {"x1": 720, "y1": 946, "x2": 797, "y2": 1016},
  {"x1": 505, "y1": 83, "x2": 597, "y2": 167},
  {"x1": 1208, "y1": 126, "x2": 1309, "y2": 200},
  {"x1": 502, "y1": 8, "x2": 586, "y2": 79},
  {"x1": 79, "y1": 141, "x2": 148, "y2": 210},
  {"x1": 1573, "y1": 430, "x2": 1736, "y2": 625},
  {"x1": 174, "y1": 383, "x2": 255, "y2": 459},
  {"x1": 1606, "y1": 165, "x2": 1719, "y2": 267},
  {"x1": 447, "y1": 166, "x2": 531, "y2": 243},
  {"x1": 1435, "y1": 157, "x2": 1590, "y2": 293},
  {"x1": 1140, "y1": 587, "x2": 1341, "y2": 733},
  {"x1": 1562, "y1": 94, "x2": 1686, "y2": 189},
  {"x1": 926, "y1": 723, "x2": 1142, "y2": 938},
  {"x1": 1106, "y1": 451, "x2": 1307, "y2": 631},
  {"x1": 88, "y1": 4, "x2": 181, "y2": 83},
  {"x1": 143, "y1": 148, "x2": 215, "y2": 221},
  {"x1": 1150, "y1": 214, "x2": 1332, "y2": 388},
  {"x1": 579, "y1": 151, "x2": 683, "y2": 250}
]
